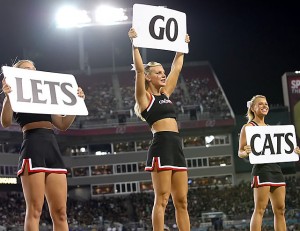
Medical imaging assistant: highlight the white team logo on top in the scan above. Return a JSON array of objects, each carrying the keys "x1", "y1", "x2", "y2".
[{"x1": 159, "y1": 99, "x2": 172, "y2": 104}]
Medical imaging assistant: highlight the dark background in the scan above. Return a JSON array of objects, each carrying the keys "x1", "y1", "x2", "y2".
[{"x1": 0, "y1": 0, "x2": 299, "y2": 114}]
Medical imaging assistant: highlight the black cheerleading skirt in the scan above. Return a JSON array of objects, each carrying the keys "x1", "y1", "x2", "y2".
[
  {"x1": 17, "y1": 128, "x2": 67, "y2": 176},
  {"x1": 145, "y1": 131, "x2": 187, "y2": 171},
  {"x1": 251, "y1": 163, "x2": 285, "y2": 188},
  {"x1": 251, "y1": 172, "x2": 286, "y2": 188}
]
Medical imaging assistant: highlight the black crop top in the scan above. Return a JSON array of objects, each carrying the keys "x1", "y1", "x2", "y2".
[
  {"x1": 13, "y1": 112, "x2": 52, "y2": 128},
  {"x1": 141, "y1": 93, "x2": 176, "y2": 126}
]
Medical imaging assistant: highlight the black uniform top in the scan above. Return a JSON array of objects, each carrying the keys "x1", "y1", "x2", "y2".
[
  {"x1": 249, "y1": 121, "x2": 282, "y2": 175},
  {"x1": 13, "y1": 112, "x2": 52, "y2": 128},
  {"x1": 141, "y1": 93, "x2": 176, "y2": 127}
]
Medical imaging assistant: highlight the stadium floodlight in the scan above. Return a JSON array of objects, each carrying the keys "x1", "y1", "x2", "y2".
[
  {"x1": 55, "y1": 5, "x2": 131, "y2": 28},
  {"x1": 55, "y1": 4, "x2": 132, "y2": 71},
  {"x1": 95, "y1": 5, "x2": 129, "y2": 26},
  {"x1": 55, "y1": 5, "x2": 92, "y2": 28}
]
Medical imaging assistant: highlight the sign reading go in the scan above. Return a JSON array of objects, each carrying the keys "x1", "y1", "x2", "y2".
[{"x1": 132, "y1": 4, "x2": 188, "y2": 53}]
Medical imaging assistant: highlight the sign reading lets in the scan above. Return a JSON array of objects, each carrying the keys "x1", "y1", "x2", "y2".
[
  {"x1": 245, "y1": 125, "x2": 299, "y2": 164},
  {"x1": 2, "y1": 66, "x2": 88, "y2": 115},
  {"x1": 132, "y1": 4, "x2": 188, "y2": 53}
]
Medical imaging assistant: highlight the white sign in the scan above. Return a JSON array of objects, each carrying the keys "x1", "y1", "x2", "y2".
[
  {"x1": 132, "y1": 4, "x2": 188, "y2": 53},
  {"x1": 0, "y1": 177, "x2": 17, "y2": 184},
  {"x1": 245, "y1": 125, "x2": 299, "y2": 164},
  {"x1": 2, "y1": 66, "x2": 88, "y2": 115}
]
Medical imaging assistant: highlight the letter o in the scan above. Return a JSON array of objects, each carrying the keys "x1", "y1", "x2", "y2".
[{"x1": 165, "y1": 18, "x2": 178, "y2": 41}]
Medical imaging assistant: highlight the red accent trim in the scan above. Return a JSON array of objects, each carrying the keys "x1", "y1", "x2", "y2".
[
  {"x1": 17, "y1": 159, "x2": 68, "y2": 176},
  {"x1": 251, "y1": 176, "x2": 286, "y2": 188},
  {"x1": 258, "y1": 183, "x2": 286, "y2": 187},
  {"x1": 144, "y1": 157, "x2": 188, "y2": 172},
  {"x1": 145, "y1": 94, "x2": 153, "y2": 110}
]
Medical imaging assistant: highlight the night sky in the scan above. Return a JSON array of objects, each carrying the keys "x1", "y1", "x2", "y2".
[{"x1": 0, "y1": 0, "x2": 299, "y2": 114}]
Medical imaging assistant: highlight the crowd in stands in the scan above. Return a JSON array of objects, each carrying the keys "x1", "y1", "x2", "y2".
[
  {"x1": 1, "y1": 176, "x2": 299, "y2": 230},
  {"x1": 84, "y1": 83, "x2": 118, "y2": 122},
  {"x1": 73, "y1": 64, "x2": 233, "y2": 127},
  {"x1": 0, "y1": 64, "x2": 233, "y2": 129}
]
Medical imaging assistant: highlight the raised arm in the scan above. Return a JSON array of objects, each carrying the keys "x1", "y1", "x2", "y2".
[
  {"x1": 163, "y1": 34, "x2": 190, "y2": 96},
  {"x1": 128, "y1": 28, "x2": 149, "y2": 110},
  {"x1": 1, "y1": 78, "x2": 13, "y2": 128}
]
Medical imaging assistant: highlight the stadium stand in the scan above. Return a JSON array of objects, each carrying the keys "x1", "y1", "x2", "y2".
[{"x1": 0, "y1": 62, "x2": 299, "y2": 230}]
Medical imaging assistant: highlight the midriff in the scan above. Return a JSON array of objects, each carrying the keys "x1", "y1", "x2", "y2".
[
  {"x1": 22, "y1": 121, "x2": 53, "y2": 132},
  {"x1": 151, "y1": 118, "x2": 178, "y2": 134}
]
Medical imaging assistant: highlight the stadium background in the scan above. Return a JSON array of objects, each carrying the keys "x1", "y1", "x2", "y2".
[
  {"x1": 1, "y1": 1, "x2": 300, "y2": 230},
  {"x1": 1, "y1": 62, "x2": 299, "y2": 231}
]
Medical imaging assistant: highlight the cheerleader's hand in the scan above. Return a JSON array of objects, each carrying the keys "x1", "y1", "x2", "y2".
[
  {"x1": 244, "y1": 145, "x2": 252, "y2": 156},
  {"x1": 77, "y1": 87, "x2": 85, "y2": 100},
  {"x1": 295, "y1": 146, "x2": 300, "y2": 155},
  {"x1": 2, "y1": 78, "x2": 12, "y2": 96}
]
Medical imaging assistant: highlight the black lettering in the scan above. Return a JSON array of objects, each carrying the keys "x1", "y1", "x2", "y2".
[
  {"x1": 165, "y1": 18, "x2": 178, "y2": 41},
  {"x1": 15, "y1": 77, "x2": 31, "y2": 102},
  {"x1": 149, "y1": 15, "x2": 165, "y2": 40},
  {"x1": 61, "y1": 83, "x2": 77, "y2": 106},
  {"x1": 44, "y1": 81, "x2": 60, "y2": 105},
  {"x1": 31, "y1": 79, "x2": 47, "y2": 104},
  {"x1": 262, "y1": 134, "x2": 275, "y2": 155},
  {"x1": 250, "y1": 134, "x2": 262, "y2": 156},
  {"x1": 273, "y1": 133, "x2": 284, "y2": 154},
  {"x1": 285, "y1": 133, "x2": 294, "y2": 154}
]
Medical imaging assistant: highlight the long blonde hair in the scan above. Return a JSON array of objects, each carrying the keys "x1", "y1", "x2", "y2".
[
  {"x1": 134, "y1": 103, "x2": 145, "y2": 121},
  {"x1": 246, "y1": 95, "x2": 266, "y2": 123},
  {"x1": 144, "y1": 61, "x2": 161, "y2": 75},
  {"x1": 13, "y1": 59, "x2": 35, "y2": 68},
  {"x1": 134, "y1": 61, "x2": 162, "y2": 121}
]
